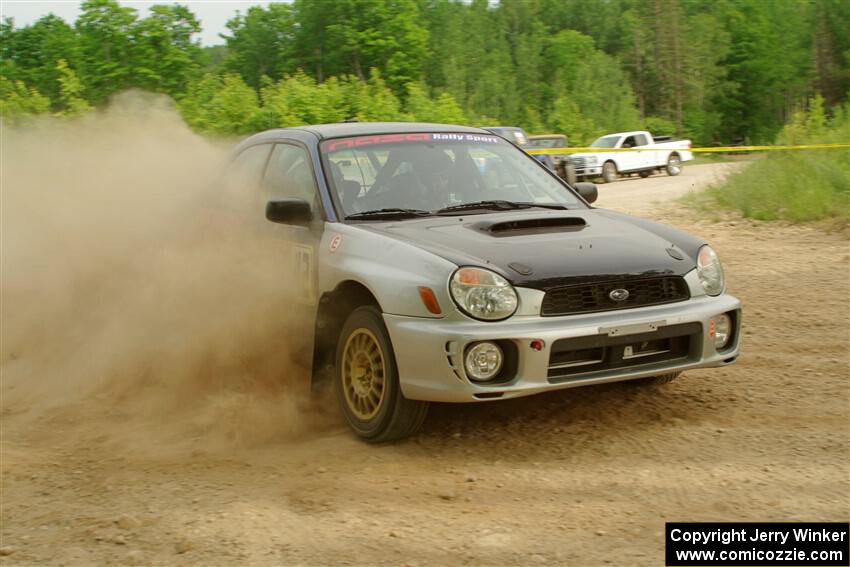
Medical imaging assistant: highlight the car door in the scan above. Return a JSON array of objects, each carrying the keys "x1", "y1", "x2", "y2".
[
  {"x1": 631, "y1": 132, "x2": 655, "y2": 168},
  {"x1": 619, "y1": 134, "x2": 640, "y2": 171},
  {"x1": 260, "y1": 142, "x2": 325, "y2": 364}
]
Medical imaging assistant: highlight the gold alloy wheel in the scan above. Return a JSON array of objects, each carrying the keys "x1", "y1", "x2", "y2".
[{"x1": 341, "y1": 328, "x2": 386, "y2": 421}]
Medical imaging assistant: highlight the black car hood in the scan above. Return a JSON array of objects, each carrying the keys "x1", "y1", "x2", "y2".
[{"x1": 357, "y1": 208, "x2": 705, "y2": 290}]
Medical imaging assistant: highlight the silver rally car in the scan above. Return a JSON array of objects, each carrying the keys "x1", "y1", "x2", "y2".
[{"x1": 228, "y1": 122, "x2": 742, "y2": 442}]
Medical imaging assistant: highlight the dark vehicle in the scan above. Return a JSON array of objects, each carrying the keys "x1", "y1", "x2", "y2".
[
  {"x1": 481, "y1": 126, "x2": 531, "y2": 147},
  {"x1": 227, "y1": 122, "x2": 741, "y2": 442},
  {"x1": 528, "y1": 134, "x2": 577, "y2": 185},
  {"x1": 528, "y1": 134, "x2": 568, "y2": 149},
  {"x1": 484, "y1": 127, "x2": 577, "y2": 185}
]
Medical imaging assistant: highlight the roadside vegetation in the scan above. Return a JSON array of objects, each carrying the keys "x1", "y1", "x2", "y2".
[
  {"x1": 4, "y1": 0, "x2": 846, "y2": 229},
  {"x1": 2, "y1": 0, "x2": 850, "y2": 146},
  {"x1": 685, "y1": 96, "x2": 850, "y2": 225},
  {"x1": 688, "y1": 154, "x2": 738, "y2": 166}
]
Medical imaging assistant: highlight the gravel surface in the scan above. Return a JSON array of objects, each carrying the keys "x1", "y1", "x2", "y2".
[{"x1": 2, "y1": 162, "x2": 848, "y2": 566}]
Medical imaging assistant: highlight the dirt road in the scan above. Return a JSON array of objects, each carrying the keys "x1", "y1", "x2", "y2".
[
  {"x1": 2, "y1": 162, "x2": 848, "y2": 566},
  {"x1": 592, "y1": 161, "x2": 745, "y2": 216}
]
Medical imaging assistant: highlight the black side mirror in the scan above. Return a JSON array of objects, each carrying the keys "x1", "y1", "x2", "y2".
[
  {"x1": 574, "y1": 182, "x2": 598, "y2": 204},
  {"x1": 266, "y1": 199, "x2": 313, "y2": 226}
]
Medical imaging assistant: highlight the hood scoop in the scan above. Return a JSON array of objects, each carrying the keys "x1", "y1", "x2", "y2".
[{"x1": 479, "y1": 216, "x2": 587, "y2": 237}]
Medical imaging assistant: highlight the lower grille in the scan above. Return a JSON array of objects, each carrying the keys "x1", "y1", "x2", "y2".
[
  {"x1": 547, "y1": 322, "x2": 701, "y2": 382},
  {"x1": 541, "y1": 276, "x2": 689, "y2": 317}
]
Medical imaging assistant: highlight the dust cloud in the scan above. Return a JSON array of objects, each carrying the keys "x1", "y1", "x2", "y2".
[{"x1": 1, "y1": 92, "x2": 329, "y2": 453}]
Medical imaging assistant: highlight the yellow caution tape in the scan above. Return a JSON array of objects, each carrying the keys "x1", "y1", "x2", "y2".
[{"x1": 527, "y1": 142, "x2": 850, "y2": 155}]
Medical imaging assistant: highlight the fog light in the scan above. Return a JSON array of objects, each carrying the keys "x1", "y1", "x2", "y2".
[
  {"x1": 465, "y1": 341, "x2": 504, "y2": 382},
  {"x1": 714, "y1": 313, "x2": 732, "y2": 349}
]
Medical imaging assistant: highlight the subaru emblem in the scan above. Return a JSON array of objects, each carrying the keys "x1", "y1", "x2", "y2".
[{"x1": 609, "y1": 288, "x2": 630, "y2": 302}]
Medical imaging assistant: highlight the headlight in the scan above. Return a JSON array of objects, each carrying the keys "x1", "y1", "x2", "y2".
[
  {"x1": 450, "y1": 267, "x2": 518, "y2": 321},
  {"x1": 586, "y1": 156, "x2": 598, "y2": 165},
  {"x1": 697, "y1": 245, "x2": 725, "y2": 296}
]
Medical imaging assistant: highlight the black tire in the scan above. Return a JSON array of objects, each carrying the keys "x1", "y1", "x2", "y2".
[
  {"x1": 666, "y1": 153, "x2": 682, "y2": 176},
  {"x1": 638, "y1": 372, "x2": 682, "y2": 386},
  {"x1": 601, "y1": 161, "x2": 618, "y2": 183},
  {"x1": 334, "y1": 306, "x2": 429, "y2": 442},
  {"x1": 638, "y1": 170, "x2": 651, "y2": 178},
  {"x1": 555, "y1": 161, "x2": 578, "y2": 186}
]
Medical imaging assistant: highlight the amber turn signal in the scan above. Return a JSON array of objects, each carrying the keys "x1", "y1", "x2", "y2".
[{"x1": 418, "y1": 286, "x2": 442, "y2": 315}]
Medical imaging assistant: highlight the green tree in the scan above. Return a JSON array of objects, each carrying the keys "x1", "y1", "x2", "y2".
[
  {"x1": 291, "y1": 0, "x2": 428, "y2": 94},
  {"x1": 0, "y1": 15, "x2": 79, "y2": 106},
  {"x1": 55, "y1": 58, "x2": 91, "y2": 116},
  {"x1": 712, "y1": 0, "x2": 814, "y2": 142},
  {"x1": 549, "y1": 95, "x2": 596, "y2": 146},
  {"x1": 441, "y1": 0, "x2": 518, "y2": 123},
  {"x1": 134, "y1": 4, "x2": 203, "y2": 96},
  {"x1": 222, "y1": 4, "x2": 293, "y2": 89},
  {"x1": 178, "y1": 73, "x2": 220, "y2": 131},
  {"x1": 543, "y1": 30, "x2": 641, "y2": 137},
  {"x1": 643, "y1": 116, "x2": 676, "y2": 137},
  {"x1": 260, "y1": 71, "x2": 349, "y2": 127},
  {"x1": 3, "y1": 0, "x2": 849, "y2": 143},
  {"x1": 404, "y1": 81, "x2": 466, "y2": 123},
  {"x1": 812, "y1": 0, "x2": 850, "y2": 107},
  {"x1": 179, "y1": 73, "x2": 261, "y2": 134},
  {"x1": 75, "y1": 0, "x2": 138, "y2": 103},
  {"x1": 0, "y1": 77, "x2": 51, "y2": 123},
  {"x1": 348, "y1": 68, "x2": 404, "y2": 121}
]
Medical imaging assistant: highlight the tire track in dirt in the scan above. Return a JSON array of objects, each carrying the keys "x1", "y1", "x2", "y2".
[{"x1": 2, "y1": 161, "x2": 848, "y2": 566}]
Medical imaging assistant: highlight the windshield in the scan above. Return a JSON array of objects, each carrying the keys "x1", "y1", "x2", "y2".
[
  {"x1": 321, "y1": 133, "x2": 583, "y2": 219},
  {"x1": 529, "y1": 137, "x2": 566, "y2": 149},
  {"x1": 590, "y1": 135, "x2": 620, "y2": 148}
]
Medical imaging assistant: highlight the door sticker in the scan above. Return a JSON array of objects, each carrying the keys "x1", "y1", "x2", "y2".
[
  {"x1": 329, "y1": 234, "x2": 342, "y2": 253},
  {"x1": 293, "y1": 244, "x2": 316, "y2": 306}
]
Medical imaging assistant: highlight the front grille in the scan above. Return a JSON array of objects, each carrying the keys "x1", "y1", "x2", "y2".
[
  {"x1": 547, "y1": 322, "x2": 701, "y2": 382},
  {"x1": 541, "y1": 276, "x2": 689, "y2": 316}
]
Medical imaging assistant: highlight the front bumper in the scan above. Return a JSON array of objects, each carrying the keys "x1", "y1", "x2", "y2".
[
  {"x1": 568, "y1": 157, "x2": 601, "y2": 177},
  {"x1": 385, "y1": 293, "x2": 741, "y2": 402}
]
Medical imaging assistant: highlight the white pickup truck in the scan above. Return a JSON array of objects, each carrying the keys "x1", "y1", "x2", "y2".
[{"x1": 568, "y1": 131, "x2": 693, "y2": 183}]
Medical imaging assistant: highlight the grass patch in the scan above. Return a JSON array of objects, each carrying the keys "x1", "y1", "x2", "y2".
[
  {"x1": 688, "y1": 153, "x2": 737, "y2": 166},
  {"x1": 684, "y1": 149, "x2": 849, "y2": 225}
]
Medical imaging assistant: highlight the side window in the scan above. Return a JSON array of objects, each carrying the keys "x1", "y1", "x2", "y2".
[
  {"x1": 222, "y1": 144, "x2": 272, "y2": 211},
  {"x1": 622, "y1": 135, "x2": 637, "y2": 148},
  {"x1": 634, "y1": 134, "x2": 649, "y2": 146},
  {"x1": 263, "y1": 144, "x2": 319, "y2": 207},
  {"x1": 328, "y1": 149, "x2": 382, "y2": 190},
  {"x1": 227, "y1": 144, "x2": 272, "y2": 189}
]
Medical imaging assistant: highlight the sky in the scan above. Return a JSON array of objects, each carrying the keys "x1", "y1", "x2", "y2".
[{"x1": 0, "y1": 0, "x2": 276, "y2": 46}]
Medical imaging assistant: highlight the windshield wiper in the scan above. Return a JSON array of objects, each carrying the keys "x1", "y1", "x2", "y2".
[
  {"x1": 436, "y1": 200, "x2": 569, "y2": 214},
  {"x1": 345, "y1": 208, "x2": 433, "y2": 220}
]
